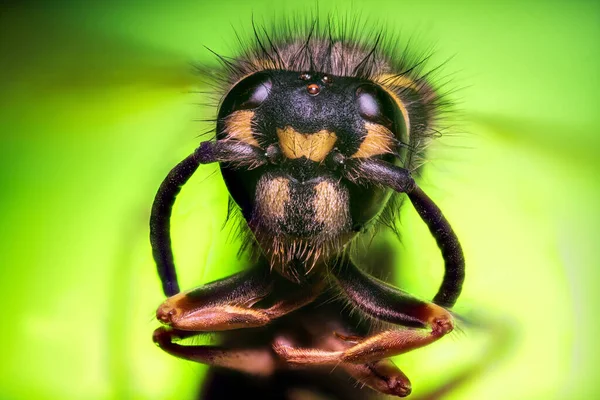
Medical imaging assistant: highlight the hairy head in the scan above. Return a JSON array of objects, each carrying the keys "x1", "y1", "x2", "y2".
[{"x1": 201, "y1": 17, "x2": 451, "y2": 276}]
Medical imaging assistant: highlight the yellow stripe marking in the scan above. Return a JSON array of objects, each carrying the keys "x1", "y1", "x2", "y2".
[
  {"x1": 276, "y1": 127, "x2": 338, "y2": 162},
  {"x1": 351, "y1": 123, "x2": 395, "y2": 158},
  {"x1": 224, "y1": 110, "x2": 259, "y2": 147},
  {"x1": 373, "y1": 74, "x2": 415, "y2": 138},
  {"x1": 256, "y1": 177, "x2": 290, "y2": 220}
]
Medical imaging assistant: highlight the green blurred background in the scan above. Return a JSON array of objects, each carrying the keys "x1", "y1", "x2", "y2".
[{"x1": 1, "y1": 0, "x2": 599, "y2": 399}]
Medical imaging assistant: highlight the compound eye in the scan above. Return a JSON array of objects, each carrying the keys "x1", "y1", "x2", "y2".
[
  {"x1": 355, "y1": 83, "x2": 397, "y2": 131},
  {"x1": 220, "y1": 72, "x2": 273, "y2": 115}
]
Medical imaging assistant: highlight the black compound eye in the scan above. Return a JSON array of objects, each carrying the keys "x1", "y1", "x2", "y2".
[
  {"x1": 355, "y1": 83, "x2": 398, "y2": 131},
  {"x1": 220, "y1": 72, "x2": 273, "y2": 115}
]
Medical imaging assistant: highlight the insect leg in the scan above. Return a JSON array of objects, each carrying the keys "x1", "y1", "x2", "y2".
[
  {"x1": 317, "y1": 329, "x2": 413, "y2": 397},
  {"x1": 153, "y1": 327, "x2": 277, "y2": 376},
  {"x1": 150, "y1": 140, "x2": 267, "y2": 297},
  {"x1": 342, "y1": 358, "x2": 412, "y2": 398},
  {"x1": 156, "y1": 264, "x2": 274, "y2": 331},
  {"x1": 333, "y1": 259, "x2": 453, "y2": 330},
  {"x1": 156, "y1": 264, "x2": 324, "y2": 331},
  {"x1": 275, "y1": 327, "x2": 449, "y2": 366},
  {"x1": 274, "y1": 259, "x2": 453, "y2": 364},
  {"x1": 272, "y1": 333, "x2": 416, "y2": 398},
  {"x1": 154, "y1": 265, "x2": 323, "y2": 370},
  {"x1": 271, "y1": 322, "x2": 413, "y2": 398}
]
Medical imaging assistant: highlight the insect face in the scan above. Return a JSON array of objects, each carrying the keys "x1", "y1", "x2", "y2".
[{"x1": 217, "y1": 70, "x2": 409, "y2": 269}]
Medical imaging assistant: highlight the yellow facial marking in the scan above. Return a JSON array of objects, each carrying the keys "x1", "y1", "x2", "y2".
[
  {"x1": 256, "y1": 177, "x2": 290, "y2": 220},
  {"x1": 276, "y1": 127, "x2": 338, "y2": 162},
  {"x1": 313, "y1": 181, "x2": 349, "y2": 233},
  {"x1": 373, "y1": 74, "x2": 414, "y2": 138},
  {"x1": 224, "y1": 110, "x2": 259, "y2": 147},
  {"x1": 351, "y1": 123, "x2": 396, "y2": 159}
]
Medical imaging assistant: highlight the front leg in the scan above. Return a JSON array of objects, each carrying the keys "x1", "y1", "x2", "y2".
[
  {"x1": 334, "y1": 257, "x2": 454, "y2": 334},
  {"x1": 156, "y1": 264, "x2": 273, "y2": 331},
  {"x1": 154, "y1": 327, "x2": 278, "y2": 375},
  {"x1": 157, "y1": 264, "x2": 324, "y2": 331},
  {"x1": 315, "y1": 329, "x2": 414, "y2": 397},
  {"x1": 343, "y1": 358, "x2": 412, "y2": 397},
  {"x1": 274, "y1": 259, "x2": 453, "y2": 365},
  {"x1": 154, "y1": 264, "x2": 323, "y2": 373}
]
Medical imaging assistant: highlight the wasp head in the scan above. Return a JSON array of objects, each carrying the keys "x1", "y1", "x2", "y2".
[{"x1": 215, "y1": 67, "x2": 411, "y2": 275}]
